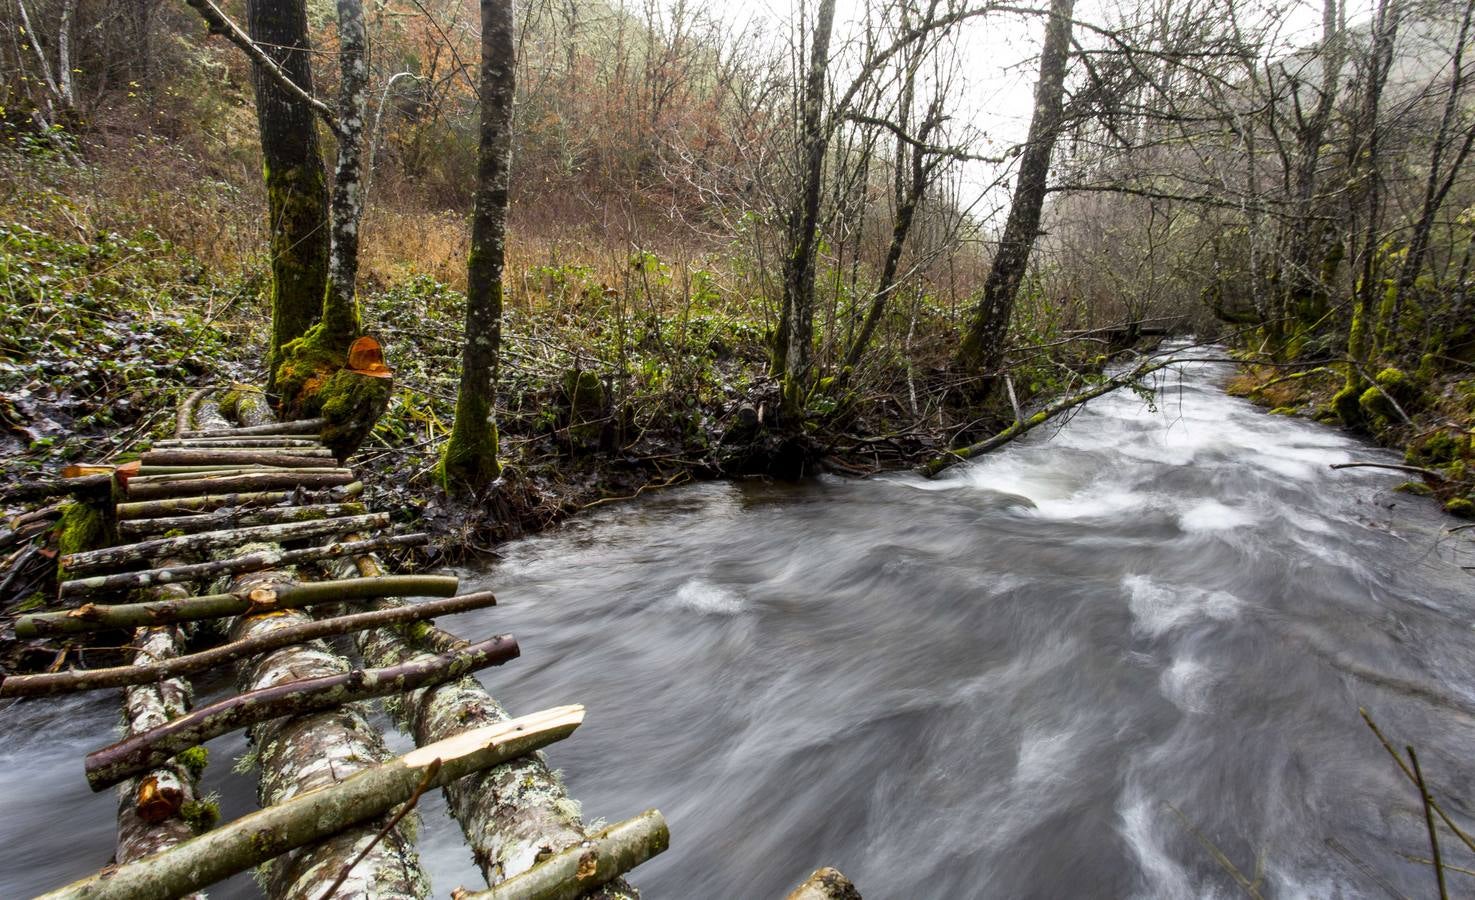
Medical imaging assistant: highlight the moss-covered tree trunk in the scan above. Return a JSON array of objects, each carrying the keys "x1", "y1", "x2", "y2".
[
  {"x1": 441, "y1": 0, "x2": 516, "y2": 489},
  {"x1": 247, "y1": 0, "x2": 329, "y2": 392},
  {"x1": 955, "y1": 0, "x2": 1075, "y2": 382}
]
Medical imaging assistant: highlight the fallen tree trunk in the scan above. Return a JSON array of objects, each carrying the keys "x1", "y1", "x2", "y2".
[
  {"x1": 141, "y1": 450, "x2": 334, "y2": 468},
  {"x1": 38, "y1": 708, "x2": 585, "y2": 900},
  {"x1": 152, "y1": 437, "x2": 325, "y2": 449},
  {"x1": 113, "y1": 481, "x2": 363, "y2": 519},
  {"x1": 124, "y1": 469, "x2": 355, "y2": 501},
  {"x1": 21, "y1": 573, "x2": 458, "y2": 637},
  {"x1": 178, "y1": 417, "x2": 326, "y2": 438},
  {"x1": 2, "y1": 590, "x2": 497, "y2": 697},
  {"x1": 921, "y1": 357, "x2": 1180, "y2": 477},
  {"x1": 61, "y1": 512, "x2": 390, "y2": 575},
  {"x1": 117, "y1": 502, "x2": 370, "y2": 539},
  {"x1": 58, "y1": 531, "x2": 427, "y2": 599},
  {"x1": 336, "y1": 553, "x2": 638, "y2": 896},
  {"x1": 86, "y1": 634, "x2": 520, "y2": 790},
  {"x1": 126, "y1": 466, "x2": 348, "y2": 485},
  {"x1": 460, "y1": 810, "x2": 669, "y2": 900}
]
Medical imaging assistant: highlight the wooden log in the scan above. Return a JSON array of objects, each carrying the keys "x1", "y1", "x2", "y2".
[
  {"x1": 460, "y1": 810, "x2": 669, "y2": 900},
  {"x1": 117, "y1": 502, "x2": 370, "y2": 539},
  {"x1": 134, "y1": 465, "x2": 282, "y2": 476},
  {"x1": 61, "y1": 512, "x2": 390, "y2": 575},
  {"x1": 125, "y1": 470, "x2": 355, "y2": 501},
  {"x1": 85, "y1": 634, "x2": 521, "y2": 790},
  {"x1": 178, "y1": 417, "x2": 325, "y2": 438},
  {"x1": 58, "y1": 532, "x2": 426, "y2": 599},
  {"x1": 1, "y1": 473, "x2": 113, "y2": 502},
  {"x1": 113, "y1": 481, "x2": 364, "y2": 520},
  {"x1": 141, "y1": 450, "x2": 333, "y2": 468},
  {"x1": 152, "y1": 437, "x2": 325, "y2": 449},
  {"x1": 20, "y1": 574, "x2": 458, "y2": 637},
  {"x1": 3, "y1": 591, "x2": 496, "y2": 697},
  {"x1": 37, "y1": 708, "x2": 585, "y2": 900},
  {"x1": 339, "y1": 554, "x2": 637, "y2": 897},
  {"x1": 126, "y1": 466, "x2": 348, "y2": 485},
  {"x1": 786, "y1": 868, "x2": 863, "y2": 900}
]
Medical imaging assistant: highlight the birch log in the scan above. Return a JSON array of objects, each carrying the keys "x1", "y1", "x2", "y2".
[
  {"x1": 458, "y1": 810, "x2": 669, "y2": 900},
  {"x1": 38, "y1": 708, "x2": 584, "y2": 900},
  {"x1": 86, "y1": 634, "x2": 520, "y2": 790},
  {"x1": 786, "y1": 868, "x2": 862, "y2": 900},
  {"x1": 141, "y1": 450, "x2": 333, "y2": 467},
  {"x1": 58, "y1": 531, "x2": 427, "y2": 599},
  {"x1": 113, "y1": 481, "x2": 363, "y2": 519},
  {"x1": 118, "y1": 502, "x2": 370, "y2": 539},
  {"x1": 2, "y1": 591, "x2": 496, "y2": 697},
  {"x1": 179, "y1": 417, "x2": 326, "y2": 438},
  {"x1": 62, "y1": 512, "x2": 388, "y2": 575},
  {"x1": 334, "y1": 554, "x2": 638, "y2": 897},
  {"x1": 152, "y1": 437, "x2": 326, "y2": 449}
]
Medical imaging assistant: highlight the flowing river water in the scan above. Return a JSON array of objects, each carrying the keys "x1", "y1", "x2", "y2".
[{"x1": 4, "y1": 349, "x2": 1475, "y2": 898}]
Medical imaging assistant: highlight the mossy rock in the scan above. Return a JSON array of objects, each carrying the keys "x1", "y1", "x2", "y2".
[
  {"x1": 1394, "y1": 480, "x2": 1434, "y2": 496},
  {"x1": 1357, "y1": 386, "x2": 1393, "y2": 430},
  {"x1": 1331, "y1": 384, "x2": 1363, "y2": 426},
  {"x1": 1443, "y1": 496, "x2": 1475, "y2": 519},
  {"x1": 1374, "y1": 366, "x2": 1421, "y2": 410},
  {"x1": 1268, "y1": 406, "x2": 1298, "y2": 416},
  {"x1": 559, "y1": 368, "x2": 607, "y2": 452},
  {"x1": 1406, "y1": 430, "x2": 1466, "y2": 468}
]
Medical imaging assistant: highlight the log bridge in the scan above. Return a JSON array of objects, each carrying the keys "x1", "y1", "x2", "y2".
[{"x1": 2, "y1": 388, "x2": 670, "y2": 900}]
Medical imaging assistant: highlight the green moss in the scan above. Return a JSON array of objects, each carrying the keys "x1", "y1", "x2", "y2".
[
  {"x1": 1331, "y1": 384, "x2": 1363, "y2": 426},
  {"x1": 1357, "y1": 386, "x2": 1393, "y2": 429},
  {"x1": 317, "y1": 366, "x2": 392, "y2": 460},
  {"x1": 1374, "y1": 367, "x2": 1419, "y2": 407},
  {"x1": 16, "y1": 592, "x2": 46, "y2": 612},
  {"x1": 1268, "y1": 406, "x2": 1297, "y2": 416},
  {"x1": 180, "y1": 793, "x2": 221, "y2": 833},
  {"x1": 1394, "y1": 480, "x2": 1433, "y2": 496},
  {"x1": 175, "y1": 745, "x2": 209, "y2": 779},
  {"x1": 1443, "y1": 496, "x2": 1475, "y2": 518},
  {"x1": 54, "y1": 500, "x2": 108, "y2": 578},
  {"x1": 1406, "y1": 430, "x2": 1464, "y2": 467}
]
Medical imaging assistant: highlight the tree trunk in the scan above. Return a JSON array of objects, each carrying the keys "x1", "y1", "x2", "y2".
[
  {"x1": 247, "y1": 0, "x2": 330, "y2": 389},
  {"x1": 956, "y1": 0, "x2": 1076, "y2": 379},
  {"x1": 773, "y1": 0, "x2": 838, "y2": 416},
  {"x1": 38, "y1": 709, "x2": 583, "y2": 900},
  {"x1": 441, "y1": 0, "x2": 517, "y2": 489},
  {"x1": 318, "y1": 0, "x2": 371, "y2": 349}
]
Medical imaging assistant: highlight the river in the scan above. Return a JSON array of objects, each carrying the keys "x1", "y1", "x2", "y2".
[{"x1": 4, "y1": 350, "x2": 1474, "y2": 898}]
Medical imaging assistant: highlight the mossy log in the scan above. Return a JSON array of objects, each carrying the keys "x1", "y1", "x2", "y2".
[
  {"x1": 86, "y1": 634, "x2": 520, "y2": 790},
  {"x1": 786, "y1": 868, "x2": 863, "y2": 900},
  {"x1": 141, "y1": 450, "x2": 334, "y2": 468},
  {"x1": 113, "y1": 481, "x2": 363, "y2": 520},
  {"x1": 460, "y1": 810, "x2": 669, "y2": 900},
  {"x1": 23, "y1": 573, "x2": 457, "y2": 637},
  {"x1": 179, "y1": 417, "x2": 326, "y2": 438},
  {"x1": 2, "y1": 590, "x2": 495, "y2": 697},
  {"x1": 61, "y1": 512, "x2": 389, "y2": 575},
  {"x1": 37, "y1": 708, "x2": 585, "y2": 900},
  {"x1": 124, "y1": 469, "x2": 355, "y2": 501},
  {"x1": 336, "y1": 555, "x2": 638, "y2": 897},
  {"x1": 152, "y1": 437, "x2": 325, "y2": 449},
  {"x1": 57, "y1": 531, "x2": 426, "y2": 600},
  {"x1": 117, "y1": 502, "x2": 369, "y2": 540}
]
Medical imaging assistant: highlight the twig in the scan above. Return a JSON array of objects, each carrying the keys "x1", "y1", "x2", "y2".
[
  {"x1": 1360, "y1": 709, "x2": 1475, "y2": 855},
  {"x1": 317, "y1": 757, "x2": 442, "y2": 900},
  {"x1": 1409, "y1": 745, "x2": 1449, "y2": 900},
  {"x1": 1330, "y1": 462, "x2": 1448, "y2": 480},
  {"x1": 1164, "y1": 802, "x2": 1265, "y2": 900},
  {"x1": 1326, "y1": 837, "x2": 1411, "y2": 900}
]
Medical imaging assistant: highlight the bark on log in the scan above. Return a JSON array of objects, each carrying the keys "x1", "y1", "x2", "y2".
[
  {"x1": 61, "y1": 512, "x2": 390, "y2": 575},
  {"x1": 2, "y1": 591, "x2": 496, "y2": 697},
  {"x1": 1, "y1": 473, "x2": 113, "y2": 502},
  {"x1": 920, "y1": 357, "x2": 1179, "y2": 477},
  {"x1": 134, "y1": 465, "x2": 282, "y2": 476},
  {"x1": 152, "y1": 437, "x2": 325, "y2": 449},
  {"x1": 339, "y1": 554, "x2": 637, "y2": 897},
  {"x1": 22, "y1": 574, "x2": 458, "y2": 637},
  {"x1": 125, "y1": 470, "x2": 355, "y2": 501},
  {"x1": 786, "y1": 868, "x2": 862, "y2": 900},
  {"x1": 58, "y1": 532, "x2": 427, "y2": 599},
  {"x1": 85, "y1": 634, "x2": 520, "y2": 790},
  {"x1": 126, "y1": 466, "x2": 348, "y2": 485},
  {"x1": 179, "y1": 417, "x2": 326, "y2": 438},
  {"x1": 117, "y1": 502, "x2": 370, "y2": 540},
  {"x1": 141, "y1": 450, "x2": 333, "y2": 468},
  {"x1": 37, "y1": 708, "x2": 585, "y2": 900},
  {"x1": 113, "y1": 481, "x2": 363, "y2": 520},
  {"x1": 459, "y1": 810, "x2": 669, "y2": 900}
]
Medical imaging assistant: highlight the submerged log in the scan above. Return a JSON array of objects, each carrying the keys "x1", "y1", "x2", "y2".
[
  {"x1": 2, "y1": 591, "x2": 497, "y2": 697},
  {"x1": 85, "y1": 634, "x2": 520, "y2": 790},
  {"x1": 58, "y1": 532, "x2": 428, "y2": 599},
  {"x1": 38, "y1": 708, "x2": 585, "y2": 900},
  {"x1": 178, "y1": 417, "x2": 326, "y2": 438},
  {"x1": 124, "y1": 469, "x2": 355, "y2": 501},
  {"x1": 117, "y1": 502, "x2": 370, "y2": 539},
  {"x1": 61, "y1": 512, "x2": 390, "y2": 575},
  {"x1": 20, "y1": 574, "x2": 459, "y2": 637},
  {"x1": 113, "y1": 481, "x2": 364, "y2": 519},
  {"x1": 786, "y1": 868, "x2": 863, "y2": 900},
  {"x1": 141, "y1": 450, "x2": 333, "y2": 468},
  {"x1": 460, "y1": 810, "x2": 669, "y2": 900},
  {"x1": 336, "y1": 554, "x2": 638, "y2": 896}
]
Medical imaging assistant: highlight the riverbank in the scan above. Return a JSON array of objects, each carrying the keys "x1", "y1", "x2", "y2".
[{"x1": 1226, "y1": 357, "x2": 1475, "y2": 519}]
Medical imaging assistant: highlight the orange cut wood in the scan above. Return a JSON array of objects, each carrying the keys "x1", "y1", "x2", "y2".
[{"x1": 347, "y1": 336, "x2": 392, "y2": 377}]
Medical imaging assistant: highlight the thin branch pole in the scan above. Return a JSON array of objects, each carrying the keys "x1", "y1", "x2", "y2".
[{"x1": 1409, "y1": 746, "x2": 1449, "y2": 900}]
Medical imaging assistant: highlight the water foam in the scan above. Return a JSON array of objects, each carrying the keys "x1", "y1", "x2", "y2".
[
  {"x1": 669, "y1": 579, "x2": 746, "y2": 615},
  {"x1": 1125, "y1": 575, "x2": 1244, "y2": 637}
]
